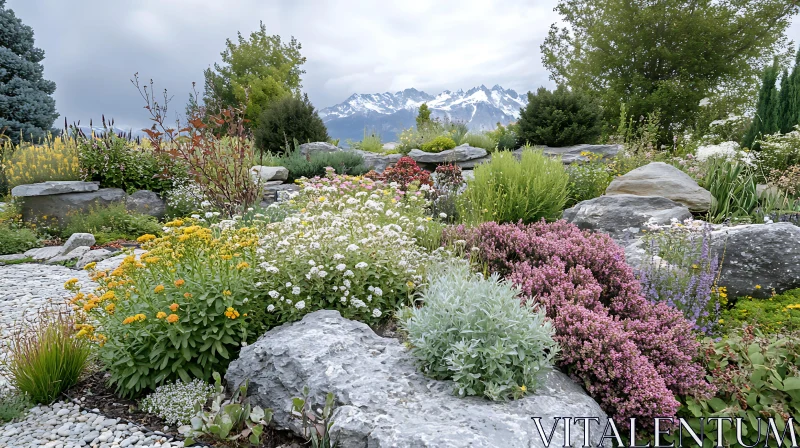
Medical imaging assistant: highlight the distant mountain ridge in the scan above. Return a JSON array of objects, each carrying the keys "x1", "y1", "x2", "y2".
[{"x1": 319, "y1": 85, "x2": 528, "y2": 143}]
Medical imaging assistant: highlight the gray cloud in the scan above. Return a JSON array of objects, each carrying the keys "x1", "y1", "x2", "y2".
[{"x1": 7, "y1": 0, "x2": 800, "y2": 130}]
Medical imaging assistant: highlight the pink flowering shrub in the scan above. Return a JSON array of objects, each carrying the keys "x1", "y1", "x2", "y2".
[{"x1": 445, "y1": 220, "x2": 712, "y2": 428}]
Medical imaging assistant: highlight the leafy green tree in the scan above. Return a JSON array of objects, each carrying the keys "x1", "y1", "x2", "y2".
[
  {"x1": 516, "y1": 86, "x2": 602, "y2": 147},
  {"x1": 416, "y1": 103, "x2": 431, "y2": 129},
  {"x1": 0, "y1": 0, "x2": 58, "y2": 144},
  {"x1": 202, "y1": 21, "x2": 306, "y2": 126},
  {"x1": 253, "y1": 94, "x2": 329, "y2": 155},
  {"x1": 541, "y1": 0, "x2": 799, "y2": 140},
  {"x1": 743, "y1": 59, "x2": 781, "y2": 150}
]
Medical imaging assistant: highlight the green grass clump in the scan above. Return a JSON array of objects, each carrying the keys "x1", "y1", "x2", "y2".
[
  {"x1": 347, "y1": 129, "x2": 384, "y2": 153},
  {"x1": 461, "y1": 133, "x2": 496, "y2": 151},
  {"x1": 420, "y1": 136, "x2": 456, "y2": 153},
  {"x1": 62, "y1": 203, "x2": 162, "y2": 244},
  {"x1": 1, "y1": 309, "x2": 91, "y2": 404},
  {"x1": 459, "y1": 146, "x2": 569, "y2": 225}
]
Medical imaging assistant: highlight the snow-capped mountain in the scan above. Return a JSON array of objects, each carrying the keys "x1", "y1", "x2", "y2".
[{"x1": 319, "y1": 85, "x2": 528, "y2": 142}]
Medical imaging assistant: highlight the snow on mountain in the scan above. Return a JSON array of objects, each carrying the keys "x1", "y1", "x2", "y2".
[{"x1": 319, "y1": 85, "x2": 527, "y2": 142}]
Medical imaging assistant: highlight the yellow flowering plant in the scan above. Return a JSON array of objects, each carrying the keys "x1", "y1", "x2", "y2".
[
  {"x1": 3, "y1": 136, "x2": 80, "y2": 189},
  {"x1": 68, "y1": 220, "x2": 261, "y2": 397}
]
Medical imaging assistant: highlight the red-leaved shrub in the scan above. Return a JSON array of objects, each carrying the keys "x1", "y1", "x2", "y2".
[
  {"x1": 445, "y1": 220, "x2": 712, "y2": 428},
  {"x1": 380, "y1": 157, "x2": 432, "y2": 190}
]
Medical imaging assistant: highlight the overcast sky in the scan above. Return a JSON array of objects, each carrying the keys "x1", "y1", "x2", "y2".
[{"x1": 8, "y1": 0, "x2": 800, "y2": 130}]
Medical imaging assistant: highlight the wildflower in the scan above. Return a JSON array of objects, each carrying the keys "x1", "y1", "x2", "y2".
[
  {"x1": 269, "y1": 290, "x2": 280, "y2": 299},
  {"x1": 169, "y1": 303, "x2": 179, "y2": 312},
  {"x1": 105, "y1": 303, "x2": 115, "y2": 313},
  {"x1": 755, "y1": 285, "x2": 762, "y2": 290},
  {"x1": 336, "y1": 263, "x2": 346, "y2": 271},
  {"x1": 64, "y1": 278, "x2": 79, "y2": 289},
  {"x1": 295, "y1": 301, "x2": 306, "y2": 310},
  {"x1": 224, "y1": 307, "x2": 240, "y2": 319},
  {"x1": 184, "y1": 292, "x2": 192, "y2": 298},
  {"x1": 174, "y1": 279, "x2": 185, "y2": 287},
  {"x1": 355, "y1": 262, "x2": 368, "y2": 269},
  {"x1": 137, "y1": 234, "x2": 157, "y2": 243},
  {"x1": 223, "y1": 290, "x2": 232, "y2": 296},
  {"x1": 154, "y1": 285, "x2": 165, "y2": 294},
  {"x1": 83, "y1": 262, "x2": 97, "y2": 271},
  {"x1": 166, "y1": 314, "x2": 179, "y2": 323},
  {"x1": 156, "y1": 311, "x2": 167, "y2": 319},
  {"x1": 519, "y1": 385, "x2": 527, "y2": 393},
  {"x1": 292, "y1": 286, "x2": 301, "y2": 295},
  {"x1": 372, "y1": 308, "x2": 382, "y2": 318},
  {"x1": 100, "y1": 291, "x2": 115, "y2": 301},
  {"x1": 267, "y1": 304, "x2": 275, "y2": 312},
  {"x1": 236, "y1": 262, "x2": 250, "y2": 270}
]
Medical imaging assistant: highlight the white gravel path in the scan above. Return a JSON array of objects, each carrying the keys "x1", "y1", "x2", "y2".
[{"x1": 0, "y1": 255, "x2": 203, "y2": 448}]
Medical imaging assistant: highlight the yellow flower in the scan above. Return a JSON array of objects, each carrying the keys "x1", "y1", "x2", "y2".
[
  {"x1": 691, "y1": 264, "x2": 698, "y2": 269},
  {"x1": 236, "y1": 262, "x2": 250, "y2": 270},
  {"x1": 222, "y1": 290, "x2": 232, "y2": 296},
  {"x1": 165, "y1": 219, "x2": 184, "y2": 227},
  {"x1": 318, "y1": 196, "x2": 326, "y2": 202},
  {"x1": 166, "y1": 314, "x2": 179, "y2": 323},
  {"x1": 184, "y1": 292, "x2": 192, "y2": 298},
  {"x1": 169, "y1": 303, "x2": 179, "y2": 312},
  {"x1": 221, "y1": 254, "x2": 233, "y2": 260},
  {"x1": 755, "y1": 285, "x2": 762, "y2": 290},
  {"x1": 122, "y1": 316, "x2": 136, "y2": 325},
  {"x1": 519, "y1": 385, "x2": 527, "y2": 392},
  {"x1": 154, "y1": 285, "x2": 165, "y2": 294},
  {"x1": 100, "y1": 291, "x2": 115, "y2": 301},
  {"x1": 64, "y1": 278, "x2": 79, "y2": 289},
  {"x1": 156, "y1": 311, "x2": 167, "y2": 319},
  {"x1": 224, "y1": 307, "x2": 240, "y2": 319},
  {"x1": 137, "y1": 234, "x2": 157, "y2": 243},
  {"x1": 134, "y1": 314, "x2": 146, "y2": 322},
  {"x1": 105, "y1": 303, "x2": 115, "y2": 313},
  {"x1": 174, "y1": 279, "x2": 185, "y2": 287},
  {"x1": 718, "y1": 319, "x2": 725, "y2": 324}
]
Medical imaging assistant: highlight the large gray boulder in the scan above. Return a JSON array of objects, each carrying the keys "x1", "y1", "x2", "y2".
[
  {"x1": 352, "y1": 150, "x2": 402, "y2": 173},
  {"x1": 20, "y1": 188, "x2": 127, "y2": 225},
  {"x1": 562, "y1": 195, "x2": 692, "y2": 241},
  {"x1": 605, "y1": 162, "x2": 712, "y2": 212},
  {"x1": 251, "y1": 165, "x2": 289, "y2": 182},
  {"x1": 299, "y1": 142, "x2": 341, "y2": 156},
  {"x1": 76, "y1": 248, "x2": 115, "y2": 269},
  {"x1": 11, "y1": 181, "x2": 99, "y2": 197},
  {"x1": 515, "y1": 144, "x2": 622, "y2": 164},
  {"x1": 125, "y1": 190, "x2": 166, "y2": 219},
  {"x1": 60, "y1": 233, "x2": 95, "y2": 255},
  {"x1": 712, "y1": 223, "x2": 800, "y2": 299},
  {"x1": 226, "y1": 310, "x2": 608, "y2": 448},
  {"x1": 408, "y1": 145, "x2": 488, "y2": 167}
]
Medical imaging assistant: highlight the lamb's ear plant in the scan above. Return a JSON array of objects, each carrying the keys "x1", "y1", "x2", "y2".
[
  {"x1": 291, "y1": 386, "x2": 339, "y2": 448},
  {"x1": 181, "y1": 372, "x2": 272, "y2": 447}
]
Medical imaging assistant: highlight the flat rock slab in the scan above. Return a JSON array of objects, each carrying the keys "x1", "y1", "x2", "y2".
[
  {"x1": 562, "y1": 194, "x2": 692, "y2": 241},
  {"x1": 251, "y1": 165, "x2": 289, "y2": 182},
  {"x1": 61, "y1": 233, "x2": 95, "y2": 255},
  {"x1": 226, "y1": 310, "x2": 608, "y2": 448},
  {"x1": 605, "y1": 162, "x2": 712, "y2": 212},
  {"x1": 408, "y1": 145, "x2": 488, "y2": 165},
  {"x1": 0, "y1": 253, "x2": 28, "y2": 262},
  {"x1": 353, "y1": 150, "x2": 403, "y2": 173},
  {"x1": 24, "y1": 246, "x2": 64, "y2": 261},
  {"x1": 299, "y1": 142, "x2": 342, "y2": 156},
  {"x1": 21, "y1": 188, "x2": 127, "y2": 225},
  {"x1": 515, "y1": 144, "x2": 622, "y2": 164},
  {"x1": 11, "y1": 181, "x2": 99, "y2": 197}
]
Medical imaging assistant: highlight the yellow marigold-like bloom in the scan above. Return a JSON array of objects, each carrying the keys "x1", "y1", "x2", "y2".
[
  {"x1": 165, "y1": 219, "x2": 184, "y2": 227},
  {"x1": 519, "y1": 384, "x2": 527, "y2": 392},
  {"x1": 166, "y1": 314, "x2": 179, "y2": 323},
  {"x1": 178, "y1": 234, "x2": 191, "y2": 242},
  {"x1": 137, "y1": 234, "x2": 157, "y2": 243},
  {"x1": 91, "y1": 271, "x2": 107, "y2": 280},
  {"x1": 100, "y1": 291, "x2": 115, "y2": 301},
  {"x1": 787, "y1": 304, "x2": 800, "y2": 310},
  {"x1": 221, "y1": 254, "x2": 232, "y2": 260},
  {"x1": 154, "y1": 285, "x2": 165, "y2": 293},
  {"x1": 236, "y1": 262, "x2": 249, "y2": 270},
  {"x1": 144, "y1": 257, "x2": 160, "y2": 264},
  {"x1": 69, "y1": 292, "x2": 85, "y2": 304},
  {"x1": 169, "y1": 303, "x2": 179, "y2": 312},
  {"x1": 134, "y1": 314, "x2": 146, "y2": 322},
  {"x1": 122, "y1": 316, "x2": 136, "y2": 325},
  {"x1": 156, "y1": 311, "x2": 167, "y2": 319},
  {"x1": 224, "y1": 307, "x2": 240, "y2": 319},
  {"x1": 183, "y1": 226, "x2": 201, "y2": 235},
  {"x1": 222, "y1": 290, "x2": 232, "y2": 296},
  {"x1": 83, "y1": 300, "x2": 99, "y2": 312},
  {"x1": 105, "y1": 303, "x2": 115, "y2": 313},
  {"x1": 755, "y1": 285, "x2": 762, "y2": 290},
  {"x1": 184, "y1": 292, "x2": 192, "y2": 298},
  {"x1": 174, "y1": 279, "x2": 185, "y2": 287},
  {"x1": 64, "y1": 278, "x2": 79, "y2": 288}
]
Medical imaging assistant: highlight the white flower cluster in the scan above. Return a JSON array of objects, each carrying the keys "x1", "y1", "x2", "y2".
[{"x1": 139, "y1": 379, "x2": 215, "y2": 426}]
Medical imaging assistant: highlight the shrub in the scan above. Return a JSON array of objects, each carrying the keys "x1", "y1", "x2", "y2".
[
  {"x1": 486, "y1": 122, "x2": 518, "y2": 151},
  {"x1": 565, "y1": 152, "x2": 612, "y2": 207},
  {"x1": 278, "y1": 148, "x2": 367, "y2": 182},
  {"x1": 379, "y1": 156, "x2": 432, "y2": 191},
  {"x1": 140, "y1": 378, "x2": 215, "y2": 426},
  {"x1": 253, "y1": 94, "x2": 329, "y2": 156},
  {"x1": 757, "y1": 126, "x2": 800, "y2": 173},
  {"x1": 0, "y1": 223, "x2": 39, "y2": 255},
  {"x1": 461, "y1": 133, "x2": 495, "y2": 151},
  {"x1": 674, "y1": 328, "x2": 800, "y2": 448},
  {"x1": 402, "y1": 261, "x2": 559, "y2": 401},
  {"x1": 721, "y1": 289, "x2": 800, "y2": 334},
  {"x1": 62, "y1": 204, "x2": 163, "y2": 245},
  {"x1": 635, "y1": 219, "x2": 721, "y2": 334},
  {"x1": 445, "y1": 221, "x2": 712, "y2": 428},
  {"x1": 347, "y1": 128, "x2": 383, "y2": 153},
  {"x1": 69, "y1": 221, "x2": 261, "y2": 397},
  {"x1": 0, "y1": 309, "x2": 91, "y2": 403},
  {"x1": 458, "y1": 147, "x2": 568, "y2": 225},
  {"x1": 420, "y1": 135, "x2": 456, "y2": 153},
  {"x1": 516, "y1": 86, "x2": 602, "y2": 147},
  {"x1": 431, "y1": 164, "x2": 465, "y2": 223},
  {"x1": 4, "y1": 136, "x2": 80, "y2": 189},
  {"x1": 768, "y1": 165, "x2": 800, "y2": 198},
  {"x1": 0, "y1": 389, "x2": 31, "y2": 423},
  {"x1": 249, "y1": 170, "x2": 440, "y2": 333}
]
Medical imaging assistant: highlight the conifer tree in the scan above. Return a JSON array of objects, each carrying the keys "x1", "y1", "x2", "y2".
[
  {"x1": 416, "y1": 103, "x2": 431, "y2": 129},
  {"x1": 778, "y1": 69, "x2": 792, "y2": 133},
  {"x1": 788, "y1": 47, "x2": 800, "y2": 132},
  {"x1": 743, "y1": 59, "x2": 781, "y2": 150}
]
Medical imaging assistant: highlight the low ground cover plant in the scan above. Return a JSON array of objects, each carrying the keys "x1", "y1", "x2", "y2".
[
  {"x1": 140, "y1": 378, "x2": 215, "y2": 426},
  {"x1": 721, "y1": 289, "x2": 800, "y2": 334},
  {"x1": 459, "y1": 147, "x2": 568, "y2": 225},
  {"x1": 446, "y1": 220, "x2": 712, "y2": 428},
  {"x1": 0, "y1": 389, "x2": 31, "y2": 423},
  {"x1": 62, "y1": 203, "x2": 163, "y2": 244},
  {"x1": 0, "y1": 223, "x2": 39, "y2": 255},
  {"x1": 402, "y1": 261, "x2": 558, "y2": 401},
  {"x1": 420, "y1": 135, "x2": 456, "y2": 153}
]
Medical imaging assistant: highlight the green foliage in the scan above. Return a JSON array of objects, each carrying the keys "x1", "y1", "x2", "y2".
[
  {"x1": 486, "y1": 122, "x2": 518, "y2": 151},
  {"x1": 459, "y1": 147, "x2": 569, "y2": 225},
  {"x1": 278, "y1": 148, "x2": 367, "y2": 181},
  {"x1": 0, "y1": 223, "x2": 39, "y2": 255},
  {"x1": 420, "y1": 136, "x2": 456, "y2": 153},
  {"x1": 0, "y1": 0, "x2": 59, "y2": 145},
  {"x1": 76, "y1": 130, "x2": 183, "y2": 195},
  {"x1": 541, "y1": 0, "x2": 799, "y2": 140},
  {"x1": 401, "y1": 261, "x2": 559, "y2": 401},
  {"x1": 291, "y1": 387, "x2": 338, "y2": 448},
  {"x1": 140, "y1": 379, "x2": 215, "y2": 426},
  {"x1": 0, "y1": 309, "x2": 91, "y2": 404},
  {"x1": 743, "y1": 58, "x2": 782, "y2": 150},
  {"x1": 758, "y1": 126, "x2": 800, "y2": 173},
  {"x1": 461, "y1": 133, "x2": 496, "y2": 151},
  {"x1": 253, "y1": 94, "x2": 329, "y2": 155},
  {"x1": 700, "y1": 157, "x2": 765, "y2": 224},
  {"x1": 416, "y1": 103, "x2": 431, "y2": 129},
  {"x1": 202, "y1": 21, "x2": 306, "y2": 125},
  {"x1": 182, "y1": 372, "x2": 273, "y2": 447},
  {"x1": 516, "y1": 86, "x2": 602, "y2": 147},
  {"x1": 722, "y1": 289, "x2": 800, "y2": 335},
  {"x1": 62, "y1": 204, "x2": 162, "y2": 245},
  {"x1": 0, "y1": 390, "x2": 31, "y2": 423},
  {"x1": 565, "y1": 153, "x2": 612, "y2": 207},
  {"x1": 346, "y1": 128, "x2": 382, "y2": 153},
  {"x1": 673, "y1": 328, "x2": 800, "y2": 448}
]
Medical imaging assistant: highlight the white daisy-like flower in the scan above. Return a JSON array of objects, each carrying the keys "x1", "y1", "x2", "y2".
[
  {"x1": 285, "y1": 282, "x2": 292, "y2": 287},
  {"x1": 372, "y1": 309, "x2": 382, "y2": 318},
  {"x1": 333, "y1": 253, "x2": 345, "y2": 260},
  {"x1": 373, "y1": 287, "x2": 383, "y2": 297},
  {"x1": 344, "y1": 270, "x2": 354, "y2": 277},
  {"x1": 318, "y1": 270, "x2": 328, "y2": 278},
  {"x1": 205, "y1": 212, "x2": 214, "y2": 218},
  {"x1": 267, "y1": 305, "x2": 275, "y2": 312},
  {"x1": 356, "y1": 262, "x2": 368, "y2": 269},
  {"x1": 308, "y1": 260, "x2": 316, "y2": 266},
  {"x1": 295, "y1": 301, "x2": 306, "y2": 310},
  {"x1": 268, "y1": 290, "x2": 280, "y2": 299},
  {"x1": 346, "y1": 244, "x2": 359, "y2": 252},
  {"x1": 343, "y1": 279, "x2": 351, "y2": 288},
  {"x1": 292, "y1": 286, "x2": 301, "y2": 295},
  {"x1": 336, "y1": 263, "x2": 346, "y2": 271}
]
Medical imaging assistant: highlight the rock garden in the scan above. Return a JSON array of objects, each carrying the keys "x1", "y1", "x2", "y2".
[{"x1": 2, "y1": 10, "x2": 800, "y2": 447}]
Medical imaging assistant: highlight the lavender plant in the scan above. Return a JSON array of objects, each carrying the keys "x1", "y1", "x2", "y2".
[{"x1": 635, "y1": 219, "x2": 721, "y2": 334}]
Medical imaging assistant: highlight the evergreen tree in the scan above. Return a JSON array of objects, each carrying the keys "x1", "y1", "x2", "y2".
[
  {"x1": 0, "y1": 0, "x2": 58, "y2": 144},
  {"x1": 789, "y1": 47, "x2": 800, "y2": 131},
  {"x1": 743, "y1": 59, "x2": 781, "y2": 150},
  {"x1": 253, "y1": 94, "x2": 328, "y2": 155},
  {"x1": 416, "y1": 103, "x2": 431, "y2": 129},
  {"x1": 778, "y1": 69, "x2": 793, "y2": 133}
]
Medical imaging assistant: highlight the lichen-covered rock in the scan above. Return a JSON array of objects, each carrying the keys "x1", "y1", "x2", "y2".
[
  {"x1": 711, "y1": 223, "x2": 800, "y2": 299},
  {"x1": 605, "y1": 162, "x2": 712, "y2": 212},
  {"x1": 11, "y1": 181, "x2": 99, "y2": 197},
  {"x1": 226, "y1": 310, "x2": 608, "y2": 448},
  {"x1": 126, "y1": 190, "x2": 167, "y2": 219},
  {"x1": 20, "y1": 188, "x2": 127, "y2": 225},
  {"x1": 562, "y1": 195, "x2": 692, "y2": 241},
  {"x1": 408, "y1": 145, "x2": 488, "y2": 166},
  {"x1": 298, "y1": 142, "x2": 341, "y2": 156}
]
